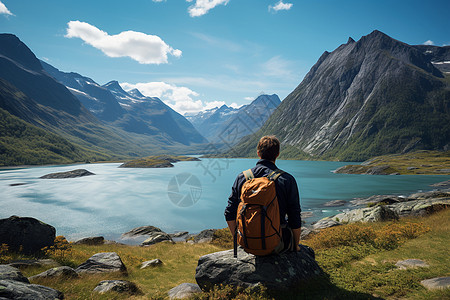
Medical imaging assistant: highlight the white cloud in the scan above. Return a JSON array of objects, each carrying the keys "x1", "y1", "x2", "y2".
[
  {"x1": 230, "y1": 102, "x2": 244, "y2": 109},
  {"x1": 187, "y1": 0, "x2": 229, "y2": 17},
  {"x1": 244, "y1": 97, "x2": 254, "y2": 101},
  {"x1": 121, "y1": 81, "x2": 204, "y2": 114},
  {"x1": 261, "y1": 55, "x2": 295, "y2": 78},
  {"x1": 423, "y1": 40, "x2": 434, "y2": 46},
  {"x1": 0, "y1": 1, "x2": 13, "y2": 16},
  {"x1": 269, "y1": 1, "x2": 293, "y2": 12},
  {"x1": 65, "y1": 21, "x2": 181, "y2": 64}
]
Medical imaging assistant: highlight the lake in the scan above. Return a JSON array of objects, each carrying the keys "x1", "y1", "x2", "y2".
[{"x1": 0, "y1": 158, "x2": 448, "y2": 243}]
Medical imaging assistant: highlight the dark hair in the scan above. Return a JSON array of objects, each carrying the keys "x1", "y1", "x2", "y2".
[{"x1": 257, "y1": 136, "x2": 280, "y2": 161}]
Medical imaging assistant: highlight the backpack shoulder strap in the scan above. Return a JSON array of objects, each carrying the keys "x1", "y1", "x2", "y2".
[
  {"x1": 267, "y1": 168, "x2": 285, "y2": 181},
  {"x1": 242, "y1": 169, "x2": 254, "y2": 181}
]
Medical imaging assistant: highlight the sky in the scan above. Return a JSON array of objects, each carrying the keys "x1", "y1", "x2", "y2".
[{"x1": 0, "y1": 0, "x2": 449, "y2": 115}]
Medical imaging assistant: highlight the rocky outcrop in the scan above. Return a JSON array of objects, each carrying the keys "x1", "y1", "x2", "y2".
[
  {"x1": 40, "y1": 169, "x2": 95, "y2": 179},
  {"x1": 350, "y1": 195, "x2": 408, "y2": 206},
  {"x1": 195, "y1": 246, "x2": 323, "y2": 293},
  {"x1": 29, "y1": 266, "x2": 78, "y2": 281},
  {"x1": 93, "y1": 280, "x2": 142, "y2": 295},
  {"x1": 168, "y1": 283, "x2": 202, "y2": 299},
  {"x1": 421, "y1": 277, "x2": 450, "y2": 290},
  {"x1": 0, "y1": 280, "x2": 64, "y2": 299},
  {"x1": 0, "y1": 265, "x2": 29, "y2": 283},
  {"x1": 140, "y1": 259, "x2": 163, "y2": 269},
  {"x1": 75, "y1": 252, "x2": 127, "y2": 274},
  {"x1": 73, "y1": 236, "x2": 105, "y2": 245},
  {"x1": 142, "y1": 232, "x2": 174, "y2": 246},
  {"x1": 191, "y1": 229, "x2": 217, "y2": 243},
  {"x1": 8, "y1": 259, "x2": 58, "y2": 269},
  {"x1": 0, "y1": 216, "x2": 55, "y2": 254},
  {"x1": 323, "y1": 200, "x2": 347, "y2": 207},
  {"x1": 395, "y1": 259, "x2": 429, "y2": 270},
  {"x1": 0, "y1": 265, "x2": 63, "y2": 299},
  {"x1": 122, "y1": 226, "x2": 163, "y2": 238},
  {"x1": 333, "y1": 205, "x2": 399, "y2": 223}
]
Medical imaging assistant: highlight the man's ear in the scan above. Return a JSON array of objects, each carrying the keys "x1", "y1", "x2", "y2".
[{"x1": 257, "y1": 150, "x2": 261, "y2": 158}]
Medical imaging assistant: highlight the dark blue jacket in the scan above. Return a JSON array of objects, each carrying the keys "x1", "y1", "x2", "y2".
[{"x1": 224, "y1": 159, "x2": 302, "y2": 229}]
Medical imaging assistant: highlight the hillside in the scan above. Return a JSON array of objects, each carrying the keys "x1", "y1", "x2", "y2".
[{"x1": 230, "y1": 31, "x2": 450, "y2": 161}]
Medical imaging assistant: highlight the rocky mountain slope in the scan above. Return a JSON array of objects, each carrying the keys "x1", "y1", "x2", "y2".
[
  {"x1": 0, "y1": 34, "x2": 203, "y2": 165},
  {"x1": 231, "y1": 30, "x2": 450, "y2": 161},
  {"x1": 186, "y1": 94, "x2": 280, "y2": 146}
]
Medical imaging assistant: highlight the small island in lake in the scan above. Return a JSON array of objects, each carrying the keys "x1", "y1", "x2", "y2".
[
  {"x1": 119, "y1": 155, "x2": 200, "y2": 168},
  {"x1": 334, "y1": 150, "x2": 450, "y2": 175}
]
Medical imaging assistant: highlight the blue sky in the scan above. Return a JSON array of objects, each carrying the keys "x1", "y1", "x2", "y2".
[{"x1": 1, "y1": 0, "x2": 449, "y2": 114}]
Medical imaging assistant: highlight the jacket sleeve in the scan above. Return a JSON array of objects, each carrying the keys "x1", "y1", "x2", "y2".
[
  {"x1": 224, "y1": 175, "x2": 242, "y2": 221},
  {"x1": 286, "y1": 175, "x2": 302, "y2": 229}
]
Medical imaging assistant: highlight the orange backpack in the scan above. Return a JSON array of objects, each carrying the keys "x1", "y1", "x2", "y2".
[{"x1": 234, "y1": 168, "x2": 284, "y2": 257}]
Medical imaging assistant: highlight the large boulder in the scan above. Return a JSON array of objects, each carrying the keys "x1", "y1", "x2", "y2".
[
  {"x1": 141, "y1": 232, "x2": 174, "y2": 246},
  {"x1": 168, "y1": 283, "x2": 202, "y2": 299},
  {"x1": 195, "y1": 245, "x2": 323, "y2": 293},
  {"x1": 0, "y1": 280, "x2": 63, "y2": 299},
  {"x1": 73, "y1": 236, "x2": 105, "y2": 245},
  {"x1": 29, "y1": 266, "x2": 79, "y2": 281},
  {"x1": 0, "y1": 216, "x2": 55, "y2": 254},
  {"x1": 121, "y1": 226, "x2": 163, "y2": 238},
  {"x1": 191, "y1": 229, "x2": 217, "y2": 243},
  {"x1": 75, "y1": 252, "x2": 127, "y2": 274},
  {"x1": 0, "y1": 265, "x2": 29, "y2": 283},
  {"x1": 332, "y1": 205, "x2": 399, "y2": 223},
  {"x1": 388, "y1": 198, "x2": 450, "y2": 217},
  {"x1": 93, "y1": 280, "x2": 142, "y2": 295}
]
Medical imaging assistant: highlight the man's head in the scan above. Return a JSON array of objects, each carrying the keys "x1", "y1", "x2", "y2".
[{"x1": 257, "y1": 135, "x2": 280, "y2": 162}]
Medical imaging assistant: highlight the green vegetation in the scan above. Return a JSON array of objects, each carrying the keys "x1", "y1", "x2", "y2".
[
  {"x1": 0, "y1": 108, "x2": 107, "y2": 166},
  {"x1": 336, "y1": 150, "x2": 450, "y2": 175},
  {"x1": 1, "y1": 209, "x2": 445, "y2": 299},
  {"x1": 119, "y1": 155, "x2": 200, "y2": 168}
]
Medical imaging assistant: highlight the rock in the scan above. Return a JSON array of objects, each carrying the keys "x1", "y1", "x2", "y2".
[
  {"x1": 29, "y1": 266, "x2": 78, "y2": 281},
  {"x1": 421, "y1": 277, "x2": 450, "y2": 290},
  {"x1": 75, "y1": 252, "x2": 127, "y2": 274},
  {"x1": 407, "y1": 166, "x2": 419, "y2": 170},
  {"x1": 168, "y1": 283, "x2": 202, "y2": 299},
  {"x1": 0, "y1": 280, "x2": 63, "y2": 299},
  {"x1": 0, "y1": 265, "x2": 29, "y2": 283},
  {"x1": 142, "y1": 232, "x2": 174, "y2": 246},
  {"x1": 350, "y1": 195, "x2": 406, "y2": 206},
  {"x1": 195, "y1": 245, "x2": 323, "y2": 293},
  {"x1": 408, "y1": 191, "x2": 450, "y2": 200},
  {"x1": 301, "y1": 211, "x2": 314, "y2": 218},
  {"x1": 140, "y1": 259, "x2": 163, "y2": 269},
  {"x1": 395, "y1": 259, "x2": 429, "y2": 269},
  {"x1": 93, "y1": 280, "x2": 142, "y2": 295},
  {"x1": 332, "y1": 205, "x2": 399, "y2": 223},
  {"x1": 323, "y1": 200, "x2": 347, "y2": 207},
  {"x1": 73, "y1": 236, "x2": 105, "y2": 245},
  {"x1": 40, "y1": 169, "x2": 95, "y2": 179},
  {"x1": 388, "y1": 198, "x2": 450, "y2": 218},
  {"x1": 435, "y1": 169, "x2": 450, "y2": 173},
  {"x1": 122, "y1": 226, "x2": 163, "y2": 238},
  {"x1": 191, "y1": 229, "x2": 216, "y2": 243},
  {"x1": 300, "y1": 227, "x2": 314, "y2": 240},
  {"x1": 170, "y1": 231, "x2": 189, "y2": 239},
  {"x1": 0, "y1": 216, "x2": 55, "y2": 254},
  {"x1": 430, "y1": 179, "x2": 450, "y2": 189},
  {"x1": 8, "y1": 259, "x2": 59, "y2": 269},
  {"x1": 312, "y1": 218, "x2": 341, "y2": 230}
]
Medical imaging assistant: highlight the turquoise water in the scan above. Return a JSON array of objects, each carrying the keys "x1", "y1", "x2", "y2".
[{"x1": 0, "y1": 159, "x2": 448, "y2": 242}]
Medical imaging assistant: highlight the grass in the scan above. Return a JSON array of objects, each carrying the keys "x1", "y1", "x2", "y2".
[
  {"x1": 337, "y1": 150, "x2": 450, "y2": 175},
  {"x1": 4, "y1": 209, "x2": 449, "y2": 299}
]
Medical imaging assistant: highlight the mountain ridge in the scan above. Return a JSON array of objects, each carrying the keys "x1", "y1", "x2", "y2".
[{"x1": 230, "y1": 30, "x2": 450, "y2": 161}]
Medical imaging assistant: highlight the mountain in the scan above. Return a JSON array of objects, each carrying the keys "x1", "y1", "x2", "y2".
[
  {"x1": 0, "y1": 34, "x2": 167, "y2": 165},
  {"x1": 42, "y1": 63, "x2": 206, "y2": 146},
  {"x1": 186, "y1": 94, "x2": 280, "y2": 146},
  {"x1": 231, "y1": 30, "x2": 450, "y2": 161}
]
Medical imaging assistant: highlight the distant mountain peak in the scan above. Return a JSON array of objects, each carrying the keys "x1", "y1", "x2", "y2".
[
  {"x1": 347, "y1": 37, "x2": 355, "y2": 44},
  {"x1": 103, "y1": 80, "x2": 124, "y2": 91},
  {"x1": 0, "y1": 34, "x2": 43, "y2": 72},
  {"x1": 128, "y1": 88, "x2": 145, "y2": 99}
]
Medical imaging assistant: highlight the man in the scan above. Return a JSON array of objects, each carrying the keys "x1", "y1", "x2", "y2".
[{"x1": 225, "y1": 135, "x2": 301, "y2": 253}]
